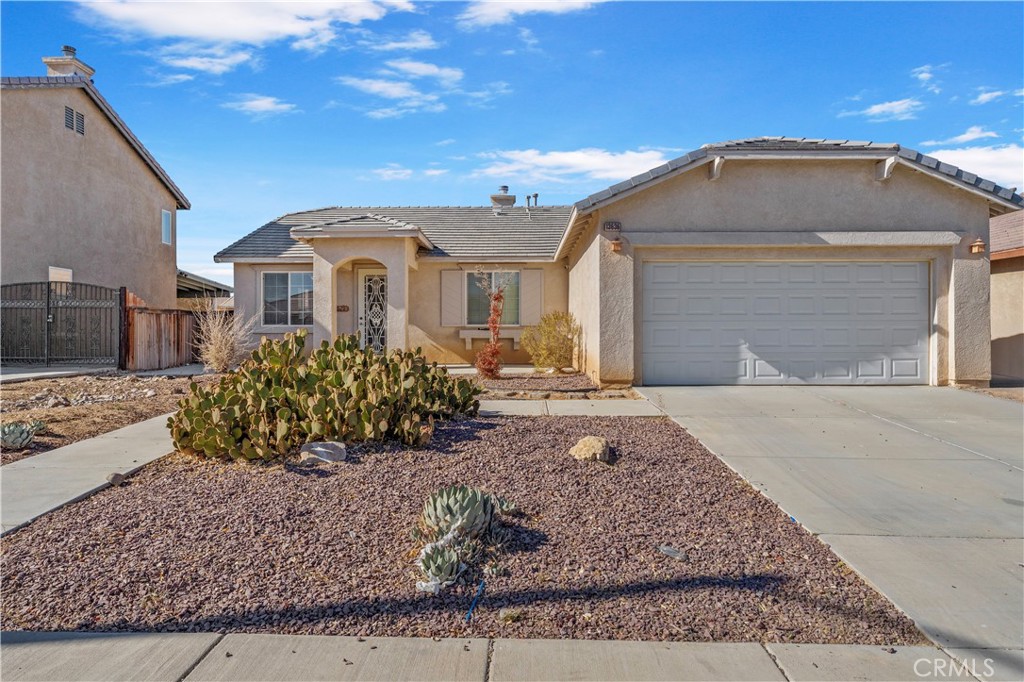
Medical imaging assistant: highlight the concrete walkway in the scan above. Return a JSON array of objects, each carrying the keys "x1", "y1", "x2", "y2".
[
  {"x1": 1, "y1": 414, "x2": 174, "y2": 534},
  {"x1": 0, "y1": 631, "x2": 986, "y2": 681},
  {"x1": 478, "y1": 398, "x2": 663, "y2": 416},
  {"x1": 0, "y1": 365, "x2": 111, "y2": 384},
  {"x1": 638, "y1": 386, "x2": 1024, "y2": 681}
]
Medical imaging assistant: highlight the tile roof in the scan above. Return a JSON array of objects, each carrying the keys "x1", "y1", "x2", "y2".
[
  {"x1": 1, "y1": 76, "x2": 190, "y2": 209},
  {"x1": 990, "y1": 211, "x2": 1024, "y2": 254},
  {"x1": 214, "y1": 205, "x2": 573, "y2": 262},
  {"x1": 574, "y1": 136, "x2": 1024, "y2": 212}
]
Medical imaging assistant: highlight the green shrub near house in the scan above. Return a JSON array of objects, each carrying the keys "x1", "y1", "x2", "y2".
[
  {"x1": 521, "y1": 312, "x2": 582, "y2": 372},
  {"x1": 168, "y1": 330, "x2": 480, "y2": 461}
]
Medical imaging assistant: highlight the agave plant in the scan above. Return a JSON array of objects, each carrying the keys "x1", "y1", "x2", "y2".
[
  {"x1": 416, "y1": 544, "x2": 463, "y2": 594},
  {"x1": 417, "y1": 485, "x2": 496, "y2": 543},
  {"x1": 1, "y1": 420, "x2": 44, "y2": 450}
]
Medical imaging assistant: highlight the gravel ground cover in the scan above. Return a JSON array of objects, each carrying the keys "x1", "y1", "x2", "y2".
[
  {"x1": 480, "y1": 374, "x2": 597, "y2": 392},
  {"x1": 0, "y1": 373, "x2": 219, "y2": 465},
  {"x1": 0, "y1": 416, "x2": 925, "y2": 644}
]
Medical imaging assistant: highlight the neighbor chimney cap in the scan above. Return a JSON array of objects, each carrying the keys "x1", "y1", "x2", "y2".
[
  {"x1": 498, "y1": 185, "x2": 509, "y2": 194},
  {"x1": 42, "y1": 46, "x2": 95, "y2": 79}
]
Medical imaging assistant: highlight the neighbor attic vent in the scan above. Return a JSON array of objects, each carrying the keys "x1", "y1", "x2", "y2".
[{"x1": 64, "y1": 106, "x2": 84, "y2": 135}]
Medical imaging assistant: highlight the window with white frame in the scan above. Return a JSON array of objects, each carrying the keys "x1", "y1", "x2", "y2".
[
  {"x1": 263, "y1": 272, "x2": 313, "y2": 326},
  {"x1": 466, "y1": 271, "x2": 520, "y2": 325},
  {"x1": 161, "y1": 210, "x2": 172, "y2": 245}
]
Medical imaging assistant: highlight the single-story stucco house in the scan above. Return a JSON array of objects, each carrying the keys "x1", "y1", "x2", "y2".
[
  {"x1": 215, "y1": 137, "x2": 1023, "y2": 387},
  {"x1": 989, "y1": 211, "x2": 1024, "y2": 384}
]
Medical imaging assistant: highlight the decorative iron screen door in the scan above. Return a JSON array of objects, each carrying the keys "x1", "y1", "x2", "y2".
[{"x1": 358, "y1": 269, "x2": 387, "y2": 352}]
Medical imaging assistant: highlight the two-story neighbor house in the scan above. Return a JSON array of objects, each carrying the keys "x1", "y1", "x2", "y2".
[{"x1": 1, "y1": 46, "x2": 190, "y2": 310}]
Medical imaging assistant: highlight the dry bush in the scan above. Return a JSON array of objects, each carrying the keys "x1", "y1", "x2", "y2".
[
  {"x1": 193, "y1": 304, "x2": 257, "y2": 373},
  {"x1": 521, "y1": 312, "x2": 581, "y2": 372}
]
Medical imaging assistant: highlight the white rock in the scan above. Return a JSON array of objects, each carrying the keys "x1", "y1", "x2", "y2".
[
  {"x1": 144, "y1": 389, "x2": 157, "y2": 398},
  {"x1": 299, "y1": 442, "x2": 348, "y2": 464},
  {"x1": 569, "y1": 436, "x2": 610, "y2": 462}
]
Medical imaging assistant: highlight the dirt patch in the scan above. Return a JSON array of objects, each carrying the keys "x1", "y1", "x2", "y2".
[
  {"x1": 0, "y1": 372, "x2": 219, "y2": 465},
  {"x1": 476, "y1": 373, "x2": 634, "y2": 400},
  {"x1": 0, "y1": 416, "x2": 925, "y2": 645},
  {"x1": 959, "y1": 385, "x2": 1024, "y2": 403}
]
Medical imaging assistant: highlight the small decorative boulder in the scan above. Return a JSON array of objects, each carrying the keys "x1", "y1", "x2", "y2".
[
  {"x1": 106, "y1": 472, "x2": 126, "y2": 486},
  {"x1": 570, "y1": 436, "x2": 610, "y2": 463},
  {"x1": 299, "y1": 442, "x2": 348, "y2": 464}
]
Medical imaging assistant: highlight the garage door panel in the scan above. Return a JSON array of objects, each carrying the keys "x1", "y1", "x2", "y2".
[{"x1": 641, "y1": 261, "x2": 929, "y2": 385}]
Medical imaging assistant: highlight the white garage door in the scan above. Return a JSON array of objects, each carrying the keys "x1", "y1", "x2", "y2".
[{"x1": 642, "y1": 261, "x2": 929, "y2": 385}]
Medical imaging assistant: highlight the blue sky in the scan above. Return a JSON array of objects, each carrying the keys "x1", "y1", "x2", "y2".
[{"x1": 3, "y1": 1, "x2": 1022, "y2": 286}]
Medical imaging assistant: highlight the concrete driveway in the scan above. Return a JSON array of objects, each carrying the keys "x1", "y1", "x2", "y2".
[{"x1": 637, "y1": 386, "x2": 1024, "y2": 678}]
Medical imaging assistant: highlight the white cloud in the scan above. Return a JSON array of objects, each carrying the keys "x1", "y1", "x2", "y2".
[
  {"x1": 1015, "y1": 89, "x2": 1024, "y2": 97},
  {"x1": 161, "y1": 47, "x2": 253, "y2": 74},
  {"x1": 839, "y1": 98, "x2": 923, "y2": 122},
  {"x1": 338, "y1": 76, "x2": 424, "y2": 100},
  {"x1": 970, "y1": 89, "x2": 1006, "y2": 105},
  {"x1": 384, "y1": 59, "x2": 463, "y2": 87},
  {"x1": 75, "y1": 1, "x2": 411, "y2": 74},
  {"x1": 336, "y1": 75, "x2": 446, "y2": 117},
  {"x1": 77, "y1": 1, "x2": 396, "y2": 46},
  {"x1": 435, "y1": 138, "x2": 457, "y2": 146},
  {"x1": 927, "y1": 144, "x2": 1024, "y2": 190},
  {"x1": 911, "y1": 64, "x2": 942, "y2": 94},
  {"x1": 424, "y1": 169, "x2": 449, "y2": 176},
  {"x1": 362, "y1": 29, "x2": 439, "y2": 51},
  {"x1": 457, "y1": 1, "x2": 598, "y2": 28},
  {"x1": 464, "y1": 81, "x2": 513, "y2": 105},
  {"x1": 921, "y1": 126, "x2": 1000, "y2": 146},
  {"x1": 476, "y1": 147, "x2": 669, "y2": 183},
  {"x1": 373, "y1": 163, "x2": 414, "y2": 180},
  {"x1": 148, "y1": 73, "x2": 195, "y2": 87},
  {"x1": 222, "y1": 94, "x2": 298, "y2": 118}
]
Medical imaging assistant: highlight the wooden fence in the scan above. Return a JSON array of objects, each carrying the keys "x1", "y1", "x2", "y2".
[{"x1": 120, "y1": 302, "x2": 197, "y2": 371}]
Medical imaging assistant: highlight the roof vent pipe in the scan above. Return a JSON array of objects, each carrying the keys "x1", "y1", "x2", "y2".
[{"x1": 62, "y1": 45, "x2": 77, "y2": 57}]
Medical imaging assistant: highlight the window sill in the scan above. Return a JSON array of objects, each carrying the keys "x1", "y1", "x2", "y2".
[{"x1": 458, "y1": 328, "x2": 522, "y2": 350}]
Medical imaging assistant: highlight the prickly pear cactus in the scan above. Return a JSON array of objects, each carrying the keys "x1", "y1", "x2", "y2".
[{"x1": 167, "y1": 329, "x2": 482, "y2": 461}]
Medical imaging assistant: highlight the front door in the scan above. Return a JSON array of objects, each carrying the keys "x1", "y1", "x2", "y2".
[{"x1": 357, "y1": 269, "x2": 387, "y2": 352}]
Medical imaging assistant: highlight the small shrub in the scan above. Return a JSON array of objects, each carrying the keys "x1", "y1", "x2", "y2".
[
  {"x1": 194, "y1": 304, "x2": 257, "y2": 373},
  {"x1": 168, "y1": 330, "x2": 481, "y2": 461},
  {"x1": 474, "y1": 340, "x2": 503, "y2": 379},
  {"x1": 473, "y1": 269, "x2": 517, "y2": 379},
  {"x1": 521, "y1": 312, "x2": 581, "y2": 372},
  {"x1": 0, "y1": 420, "x2": 45, "y2": 450}
]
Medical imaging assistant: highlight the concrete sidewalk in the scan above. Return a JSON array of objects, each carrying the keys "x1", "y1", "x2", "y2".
[
  {"x1": 478, "y1": 398, "x2": 663, "y2": 416},
  {"x1": 0, "y1": 631, "x2": 986, "y2": 682},
  {"x1": 638, "y1": 386, "x2": 1024, "y2": 681}
]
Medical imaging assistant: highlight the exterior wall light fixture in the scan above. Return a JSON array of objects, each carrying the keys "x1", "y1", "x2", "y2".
[
  {"x1": 610, "y1": 237, "x2": 623, "y2": 252},
  {"x1": 970, "y1": 238, "x2": 986, "y2": 255}
]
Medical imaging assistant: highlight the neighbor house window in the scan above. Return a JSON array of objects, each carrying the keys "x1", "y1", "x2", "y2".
[
  {"x1": 466, "y1": 271, "x2": 520, "y2": 325},
  {"x1": 263, "y1": 272, "x2": 313, "y2": 326},
  {"x1": 48, "y1": 266, "x2": 73, "y2": 283},
  {"x1": 161, "y1": 210, "x2": 172, "y2": 244}
]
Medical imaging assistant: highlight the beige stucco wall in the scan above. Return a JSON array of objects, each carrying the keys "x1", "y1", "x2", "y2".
[
  {"x1": 567, "y1": 222, "x2": 601, "y2": 382},
  {"x1": 567, "y1": 159, "x2": 993, "y2": 386},
  {"x1": 991, "y1": 256, "x2": 1023, "y2": 382},
  {"x1": 233, "y1": 256, "x2": 569, "y2": 364},
  {"x1": 1, "y1": 88, "x2": 180, "y2": 309}
]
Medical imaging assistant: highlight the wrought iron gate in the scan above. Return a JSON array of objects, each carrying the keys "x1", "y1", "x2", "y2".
[{"x1": 1, "y1": 282, "x2": 123, "y2": 365}]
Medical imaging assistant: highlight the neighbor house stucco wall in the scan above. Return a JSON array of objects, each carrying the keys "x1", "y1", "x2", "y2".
[
  {"x1": 991, "y1": 256, "x2": 1023, "y2": 382},
  {"x1": 567, "y1": 159, "x2": 992, "y2": 386},
  {"x1": 233, "y1": 255, "x2": 569, "y2": 365},
  {"x1": 1, "y1": 88, "x2": 180, "y2": 309}
]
